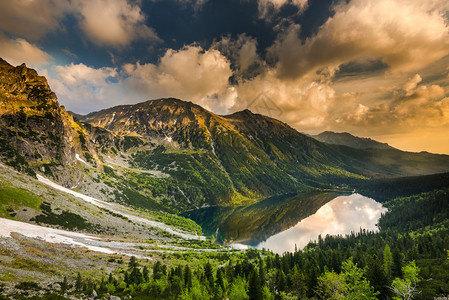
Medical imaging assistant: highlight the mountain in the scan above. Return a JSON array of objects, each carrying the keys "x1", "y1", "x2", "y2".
[
  {"x1": 312, "y1": 131, "x2": 395, "y2": 150},
  {"x1": 2, "y1": 57, "x2": 449, "y2": 213},
  {"x1": 78, "y1": 98, "x2": 449, "y2": 210},
  {"x1": 0, "y1": 58, "x2": 99, "y2": 187}
]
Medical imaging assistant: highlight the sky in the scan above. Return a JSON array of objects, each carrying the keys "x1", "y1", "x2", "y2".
[{"x1": 1, "y1": 0, "x2": 449, "y2": 154}]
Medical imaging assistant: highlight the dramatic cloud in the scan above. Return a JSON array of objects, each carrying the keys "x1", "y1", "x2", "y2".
[
  {"x1": 0, "y1": 0, "x2": 70, "y2": 40},
  {"x1": 45, "y1": 63, "x2": 129, "y2": 113},
  {"x1": 257, "y1": 194, "x2": 386, "y2": 253},
  {"x1": 335, "y1": 75, "x2": 449, "y2": 134},
  {"x1": 212, "y1": 34, "x2": 263, "y2": 79},
  {"x1": 123, "y1": 45, "x2": 234, "y2": 112},
  {"x1": 233, "y1": 68, "x2": 338, "y2": 130},
  {"x1": 55, "y1": 63, "x2": 117, "y2": 87},
  {"x1": 270, "y1": 0, "x2": 449, "y2": 79},
  {"x1": 0, "y1": 0, "x2": 159, "y2": 47},
  {"x1": 72, "y1": 0, "x2": 160, "y2": 47},
  {"x1": 257, "y1": 0, "x2": 308, "y2": 20},
  {"x1": 403, "y1": 74, "x2": 423, "y2": 94},
  {"x1": 2, "y1": 0, "x2": 448, "y2": 153},
  {"x1": 47, "y1": 45, "x2": 234, "y2": 114},
  {"x1": 0, "y1": 33, "x2": 52, "y2": 67}
]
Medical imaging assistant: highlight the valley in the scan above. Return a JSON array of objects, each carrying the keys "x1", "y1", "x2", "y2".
[{"x1": 0, "y1": 58, "x2": 448, "y2": 299}]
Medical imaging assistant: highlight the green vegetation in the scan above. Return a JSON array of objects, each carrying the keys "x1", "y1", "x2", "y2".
[
  {"x1": 30, "y1": 202, "x2": 94, "y2": 231},
  {"x1": 355, "y1": 172, "x2": 449, "y2": 202},
  {"x1": 10, "y1": 258, "x2": 56, "y2": 274},
  {"x1": 146, "y1": 211, "x2": 202, "y2": 235},
  {"x1": 0, "y1": 182, "x2": 42, "y2": 218},
  {"x1": 131, "y1": 146, "x2": 238, "y2": 206},
  {"x1": 3, "y1": 179, "x2": 445, "y2": 299}
]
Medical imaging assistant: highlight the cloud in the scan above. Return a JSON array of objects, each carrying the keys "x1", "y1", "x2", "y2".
[
  {"x1": 270, "y1": 0, "x2": 449, "y2": 80},
  {"x1": 46, "y1": 45, "x2": 234, "y2": 114},
  {"x1": 257, "y1": 0, "x2": 308, "y2": 20},
  {"x1": 123, "y1": 45, "x2": 234, "y2": 112},
  {"x1": 336, "y1": 75, "x2": 449, "y2": 134},
  {"x1": 212, "y1": 34, "x2": 263, "y2": 79},
  {"x1": 72, "y1": 0, "x2": 160, "y2": 47},
  {"x1": 0, "y1": 0, "x2": 70, "y2": 40},
  {"x1": 0, "y1": 33, "x2": 52, "y2": 67},
  {"x1": 54, "y1": 63, "x2": 117, "y2": 86},
  {"x1": 0, "y1": 0, "x2": 159, "y2": 47},
  {"x1": 233, "y1": 68, "x2": 338, "y2": 129},
  {"x1": 403, "y1": 74, "x2": 422, "y2": 94},
  {"x1": 45, "y1": 63, "x2": 129, "y2": 113}
]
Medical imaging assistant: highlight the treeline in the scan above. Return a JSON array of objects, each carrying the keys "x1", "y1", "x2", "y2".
[
  {"x1": 74, "y1": 187, "x2": 449, "y2": 299},
  {"x1": 354, "y1": 172, "x2": 449, "y2": 202},
  {"x1": 379, "y1": 188, "x2": 449, "y2": 233},
  {"x1": 6, "y1": 186, "x2": 449, "y2": 299},
  {"x1": 49, "y1": 224, "x2": 447, "y2": 300}
]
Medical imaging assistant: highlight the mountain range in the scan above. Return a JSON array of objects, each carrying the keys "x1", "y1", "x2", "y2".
[
  {"x1": 2, "y1": 57, "x2": 449, "y2": 213},
  {"x1": 312, "y1": 131, "x2": 395, "y2": 150}
]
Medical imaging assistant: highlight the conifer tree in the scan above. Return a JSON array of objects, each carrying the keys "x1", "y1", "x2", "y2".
[{"x1": 248, "y1": 269, "x2": 263, "y2": 300}]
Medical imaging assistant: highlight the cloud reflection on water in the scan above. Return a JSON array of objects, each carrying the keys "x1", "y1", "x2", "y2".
[{"x1": 233, "y1": 194, "x2": 387, "y2": 254}]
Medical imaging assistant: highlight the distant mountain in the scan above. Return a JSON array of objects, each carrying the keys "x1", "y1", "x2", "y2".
[
  {"x1": 78, "y1": 98, "x2": 356, "y2": 208},
  {"x1": 1, "y1": 57, "x2": 449, "y2": 212},
  {"x1": 312, "y1": 131, "x2": 395, "y2": 150},
  {"x1": 79, "y1": 98, "x2": 449, "y2": 210}
]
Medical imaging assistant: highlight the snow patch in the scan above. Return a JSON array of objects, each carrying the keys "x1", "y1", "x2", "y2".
[
  {"x1": 36, "y1": 175, "x2": 205, "y2": 240},
  {"x1": 75, "y1": 154, "x2": 88, "y2": 165},
  {"x1": 0, "y1": 218, "x2": 114, "y2": 254}
]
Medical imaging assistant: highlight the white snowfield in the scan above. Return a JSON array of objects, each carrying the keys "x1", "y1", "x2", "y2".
[
  {"x1": 0, "y1": 217, "x2": 114, "y2": 254},
  {"x1": 0, "y1": 218, "x2": 176, "y2": 259},
  {"x1": 36, "y1": 175, "x2": 205, "y2": 241}
]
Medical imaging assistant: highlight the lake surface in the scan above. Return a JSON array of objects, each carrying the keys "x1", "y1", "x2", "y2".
[{"x1": 184, "y1": 193, "x2": 387, "y2": 254}]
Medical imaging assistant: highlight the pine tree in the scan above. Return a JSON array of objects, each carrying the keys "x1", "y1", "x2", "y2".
[
  {"x1": 184, "y1": 265, "x2": 193, "y2": 288},
  {"x1": 291, "y1": 266, "x2": 307, "y2": 298},
  {"x1": 215, "y1": 268, "x2": 225, "y2": 292},
  {"x1": 108, "y1": 272, "x2": 115, "y2": 284},
  {"x1": 392, "y1": 248, "x2": 403, "y2": 278},
  {"x1": 129, "y1": 256, "x2": 139, "y2": 269},
  {"x1": 60, "y1": 276, "x2": 68, "y2": 294},
  {"x1": 248, "y1": 269, "x2": 263, "y2": 300},
  {"x1": 383, "y1": 244, "x2": 393, "y2": 280},
  {"x1": 75, "y1": 273, "x2": 83, "y2": 291},
  {"x1": 143, "y1": 266, "x2": 149, "y2": 282},
  {"x1": 258, "y1": 259, "x2": 266, "y2": 285},
  {"x1": 366, "y1": 254, "x2": 390, "y2": 298},
  {"x1": 204, "y1": 262, "x2": 214, "y2": 291},
  {"x1": 153, "y1": 261, "x2": 163, "y2": 280}
]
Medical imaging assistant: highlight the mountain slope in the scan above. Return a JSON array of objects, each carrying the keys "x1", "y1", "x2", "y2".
[
  {"x1": 79, "y1": 99, "x2": 366, "y2": 207},
  {"x1": 1, "y1": 57, "x2": 449, "y2": 212},
  {"x1": 0, "y1": 58, "x2": 99, "y2": 187},
  {"x1": 79, "y1": 98, "x2": 449, "y2": 210},
  {"x1": 312, "y1": 131, "x2": 394, "y2": 150}
]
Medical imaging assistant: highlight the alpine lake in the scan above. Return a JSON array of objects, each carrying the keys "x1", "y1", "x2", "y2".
[{"x1": 183, "y1": 192, "x2": 387, "y2": 254}]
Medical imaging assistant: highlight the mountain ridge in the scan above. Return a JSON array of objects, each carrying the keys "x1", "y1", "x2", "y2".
[
  {"x1": 312, "y1": 131, "x2": 395, "y2": 150},
  {"x1": 75, "y1": 97, "x2": 449, "y2": 208},
  {"x1": 1, "y1": 57, "x2": 449, "y2": 212}
]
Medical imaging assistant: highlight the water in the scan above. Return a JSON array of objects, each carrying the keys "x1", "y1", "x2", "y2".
[{"x1": 185, "y1": 193, "x2": 387, "y2": 254}]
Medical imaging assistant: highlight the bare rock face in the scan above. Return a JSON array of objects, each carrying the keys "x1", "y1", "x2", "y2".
[{"x1": 0, "y1": 58, "x2": 97, "y2": 186}]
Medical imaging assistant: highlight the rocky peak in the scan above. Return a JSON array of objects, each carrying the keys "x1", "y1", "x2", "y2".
[{"x1": 0, "y1": 57, "x2": 98, "y2": 186}]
